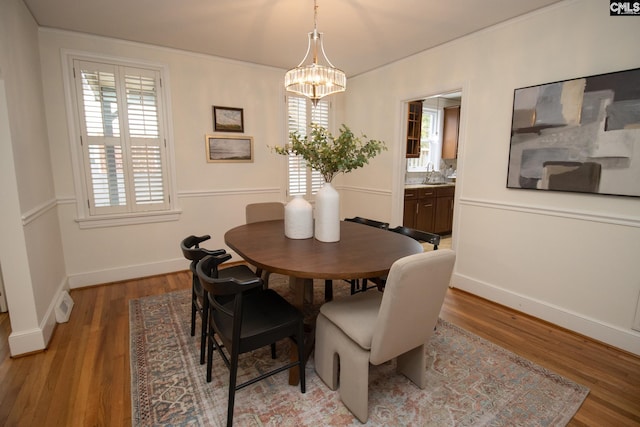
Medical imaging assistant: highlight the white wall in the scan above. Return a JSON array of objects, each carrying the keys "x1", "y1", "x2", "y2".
[
  {"x1": 38, "y1": 29, "x2": 295, "y2": 287},
  {"x1": 341, "y1": 0, "x2": 640, "y2": 354},
  {"x1": 0, "y1": 0, "x2": 67, "y2": 355}
]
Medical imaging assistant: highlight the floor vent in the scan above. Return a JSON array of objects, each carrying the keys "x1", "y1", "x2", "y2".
[{"x1": 55, "y1": 290, "x2": 74, "y2": 323}]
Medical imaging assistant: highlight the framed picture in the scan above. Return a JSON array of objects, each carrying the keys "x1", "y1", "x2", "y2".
[
  {"x1": 205, "y1": 135, "x2": 253, "y2": 163},
  {"x1": 213, "y1": 106, "x2": 244, "y2": 132},
  {"x1": 507, "y1": 67, "x2": 640, "y2": 197}
]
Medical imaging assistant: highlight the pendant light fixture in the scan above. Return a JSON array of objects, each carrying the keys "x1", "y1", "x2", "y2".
[{"x1": 284, "y1": 0, "x2": 346, "y2": 105}]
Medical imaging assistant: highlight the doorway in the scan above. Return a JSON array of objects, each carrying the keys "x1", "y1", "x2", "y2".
[{"x1": 397, "y1": 89, "x2": 463, "y2": 242}]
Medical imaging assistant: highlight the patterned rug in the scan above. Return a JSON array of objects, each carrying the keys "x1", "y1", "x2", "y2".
[{"x1": 130, "y1": 275, "x2": 589, "y2": 426}]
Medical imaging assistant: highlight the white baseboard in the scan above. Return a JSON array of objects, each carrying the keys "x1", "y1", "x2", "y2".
[
  {"x1": 8, "y1": 327, "x2": 47, "y2": 357},
  {"x1": 452, "y1": 272, "x2": 640, "y2": 356},
  {"x1": 8, "y1": 278, "x2": 67, "y2": 356},
  {"x1": 67, "y1": 258, "x2": 186, "y2": 289}
]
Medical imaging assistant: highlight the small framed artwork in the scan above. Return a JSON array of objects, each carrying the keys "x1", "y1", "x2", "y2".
[
  {"x1": 213, "y1": 106, "x2": 244, "y2": 132},
  {"x1": 205, "y1": 135, "x2": 253, "y2": 163}
]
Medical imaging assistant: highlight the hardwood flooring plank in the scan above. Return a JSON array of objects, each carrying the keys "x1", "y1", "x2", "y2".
[{"x1": 0, "y1": 271, "x2": 637, "y2": 426}]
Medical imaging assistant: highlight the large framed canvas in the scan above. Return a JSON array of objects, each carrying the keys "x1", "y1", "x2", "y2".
[{"x1": 506, "y1": 67, "x2": 640, "y2": 197}]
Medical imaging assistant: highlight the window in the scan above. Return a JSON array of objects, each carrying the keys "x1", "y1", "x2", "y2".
[
  {"x1": 67, "y1": 55, "x2": 177, "y2": 226},
  {"x1": 407, "y1": 104, "x2": 440, "y2": 172},
  {"x1": 286, "y1": 96, "x2": 330, "y2": 197}
]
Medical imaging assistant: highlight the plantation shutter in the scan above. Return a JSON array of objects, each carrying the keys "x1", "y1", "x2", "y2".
[
  {"x1": 309, "y1": 101, "x2": 329, "y2": 194},
  {"x1": 124, "y1": 69, "x2": 166, "y2": 207},
  {"x1": 286, "y1": 96, "x2": 329, "y2": 196},
  {"x1": 75, "y1": 60, "x2": 168, "y2": 214}
]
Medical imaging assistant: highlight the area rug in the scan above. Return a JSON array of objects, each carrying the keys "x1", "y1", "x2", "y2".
[{"x1": 130, "y1": 276, "x2": 589, "y2": 426}]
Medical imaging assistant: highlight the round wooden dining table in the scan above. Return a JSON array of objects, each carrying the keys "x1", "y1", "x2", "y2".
[
  {"x1": 225, "y1": 219, "x2": 423, "y2": 385},
  {"x1": 224, "y1": 219, "x2": 423, "y2": 283}
]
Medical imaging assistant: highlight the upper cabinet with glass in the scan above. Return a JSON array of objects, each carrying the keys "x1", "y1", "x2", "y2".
[{"x1": 406, "y1": 100, "x2": 423, "y2": 158}]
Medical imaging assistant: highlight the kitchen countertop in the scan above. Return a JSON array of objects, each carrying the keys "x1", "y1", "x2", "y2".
[{"x1": 404, "y1": 183, "x2": 456, "y2": 189}]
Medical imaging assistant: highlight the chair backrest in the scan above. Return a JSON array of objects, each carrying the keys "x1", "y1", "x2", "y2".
[
  {"x1": 344, "y1": 216, "x2": 389, "y2": 230},
  {"x1": 370, "y1": 249, "x2": 455, "y2": 365},
  {"x1": 181, "y1": 234, "x2": 226, "y2": 263},
  {"x1": 196, "y1": 254, "x2": 263, "y2": 317},
  {"x1": 389, "y1": 226, "x2": 440, "y2": 249},
  {"x1": 246, "y1": 202, "x2": 285, "y2": 224},
  {"x1": 180, "y1": 234, "x2": 210, "y2": 261},
  {"x1": 197, "y1": 254, "x2": 262, "y2": 294}
]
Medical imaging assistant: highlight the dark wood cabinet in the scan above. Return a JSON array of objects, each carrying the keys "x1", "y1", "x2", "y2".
[
  {"x1": 406, "y1": 101, "x2": 423, "y2": 158},
  {"x1": 403, "y1": 190, "x2": 418, "y2": 228},
  {"x1": 442, "y1": 105, "x2": 460, "y2": 159},
  {"x1": 404, "y1": 185, "x2": 454, "y2": 235},
  {"x1": 415, "y1": 188, "x2": 435, "y2": 232},
  {"x1": 405, "y1": 188, "x2": 436, "y2": 230},
  {"x1": 433, "y1": 186, "x2": 455, "y2": 235}
]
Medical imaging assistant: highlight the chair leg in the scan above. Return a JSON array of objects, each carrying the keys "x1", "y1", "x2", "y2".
[
  {"x1": 396, "y1": 344, "x2": 426, "y2": 388},
  {"x1": 324, "y1": 280, "x2": 333, "y2": 301},
  {"x1": 314, "y1": 314, "x2": 338, "y2": 390},
  {"x1": 271, "y1": 343, "x2": 276, "y2": 359},
  {"x1": 263, "y1": 271, "x2": 271, "y2": 289},
  {"x1": 200, "y1": 293, "x2": 209, "y2": 365},
  {"x1": 190, "y1": 287, "x2": 197, "y2": 336},
  {"x1": 315, "y1": 313, "x2": 371, "y2": 422},
  {"x1": 298, "y1": 321, "x2": 306, "y2": 393},
  {"x1": 206, "y1": 322, "x2": 214, "y2": 383},
  {"x1": 337, "y1": 339, "x2": 370, "y2": 423},
  {"x1": 227, "y1": 350, "x2": 239, "y2": 427}
]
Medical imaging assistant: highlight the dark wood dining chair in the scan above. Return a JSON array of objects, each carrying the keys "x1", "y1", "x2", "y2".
[
  {"x1": 370, "y1": 226, "x2": 442, "y2": 290},
  {"x1": 180, "y1": 235, "x2": 225, "y2": 364},
  {"x1": 389, "y1": 226, "x2": 441, "y2": 250},
  {"x1": 344, "y1": 216, "x2": 389, "y2": 230},
  {"x1": 338, "y1": 216, "x2": 391, "y2": 295},
  {"x1": 197, "y1": 253, "x2": 306, "y2": 427},
  {"x1": 181, "y1": 235, "x2": 257, "y2": 365}
]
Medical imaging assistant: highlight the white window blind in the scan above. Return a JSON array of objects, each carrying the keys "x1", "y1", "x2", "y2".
[
  {"x1": 286, "y1": 96, "x2": 329, "y2": 196},
  {"x1": 74, "y1": 60, "x2": 169, "y2": 215}
]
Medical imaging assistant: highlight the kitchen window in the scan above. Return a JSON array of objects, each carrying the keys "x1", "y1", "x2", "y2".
[{"x1": 407, "y1": 104, "x2": 439, "y2": 172}]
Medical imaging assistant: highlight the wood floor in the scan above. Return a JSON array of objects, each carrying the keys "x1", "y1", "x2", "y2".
[{"x1": 0, "y1": 270, "x2": 638, "y2": 426}]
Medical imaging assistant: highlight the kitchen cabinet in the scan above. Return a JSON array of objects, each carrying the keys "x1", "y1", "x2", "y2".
[
  {"x1": 406, "y1": 100, "x2": 423, "y2": 158},
  {"x1": 404, "y1": 185, "x2": 454, "y2": 235},
  {"x1": 442, "y1": 105, "x2": 460, "y2": 159},
  {"x1": 433, "y1": 185, "x2": 455, "y2": 235},
  {"x1": 404, "y1": 187, "x2": 435, "y2": 230}
]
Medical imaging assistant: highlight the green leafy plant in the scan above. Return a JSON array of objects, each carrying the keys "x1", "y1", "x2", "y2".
[{"x1": 272, "y1": 124, "x2": 387, "y2": 183}]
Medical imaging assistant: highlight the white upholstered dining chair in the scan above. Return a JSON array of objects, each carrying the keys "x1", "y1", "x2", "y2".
[{"x1": 314, "y1": 249, "x2": 456, "y2": 422}]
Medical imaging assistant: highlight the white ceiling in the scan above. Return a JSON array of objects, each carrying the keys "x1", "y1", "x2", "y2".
[{"x1": 24, "y1": 0, "x2": 563, "y2": 77}]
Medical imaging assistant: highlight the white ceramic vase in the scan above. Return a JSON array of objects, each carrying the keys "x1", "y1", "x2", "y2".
[
  {"x1": 284, "y1": 195, "x2": 313, "y2": 239},
  {"x1": 314, "y1": 182, "x2": 340, "y2": 242}
]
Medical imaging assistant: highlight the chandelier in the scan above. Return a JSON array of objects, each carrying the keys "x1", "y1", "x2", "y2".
[{"x1": 284, "y1": 0, "x2": 346, "y2": 105}]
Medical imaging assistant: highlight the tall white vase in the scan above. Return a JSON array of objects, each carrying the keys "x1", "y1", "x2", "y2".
[
  {"x1": 315, "y1": 182, "x2": 340, "y2": 242},
  {"x1": 284, "y1": 195, "x2": 313, "y2": 239}
]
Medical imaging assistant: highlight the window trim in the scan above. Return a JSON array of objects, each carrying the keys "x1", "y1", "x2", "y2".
[{"x1": 62, "y1": 50, "x2": 180, "y2": 228}]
